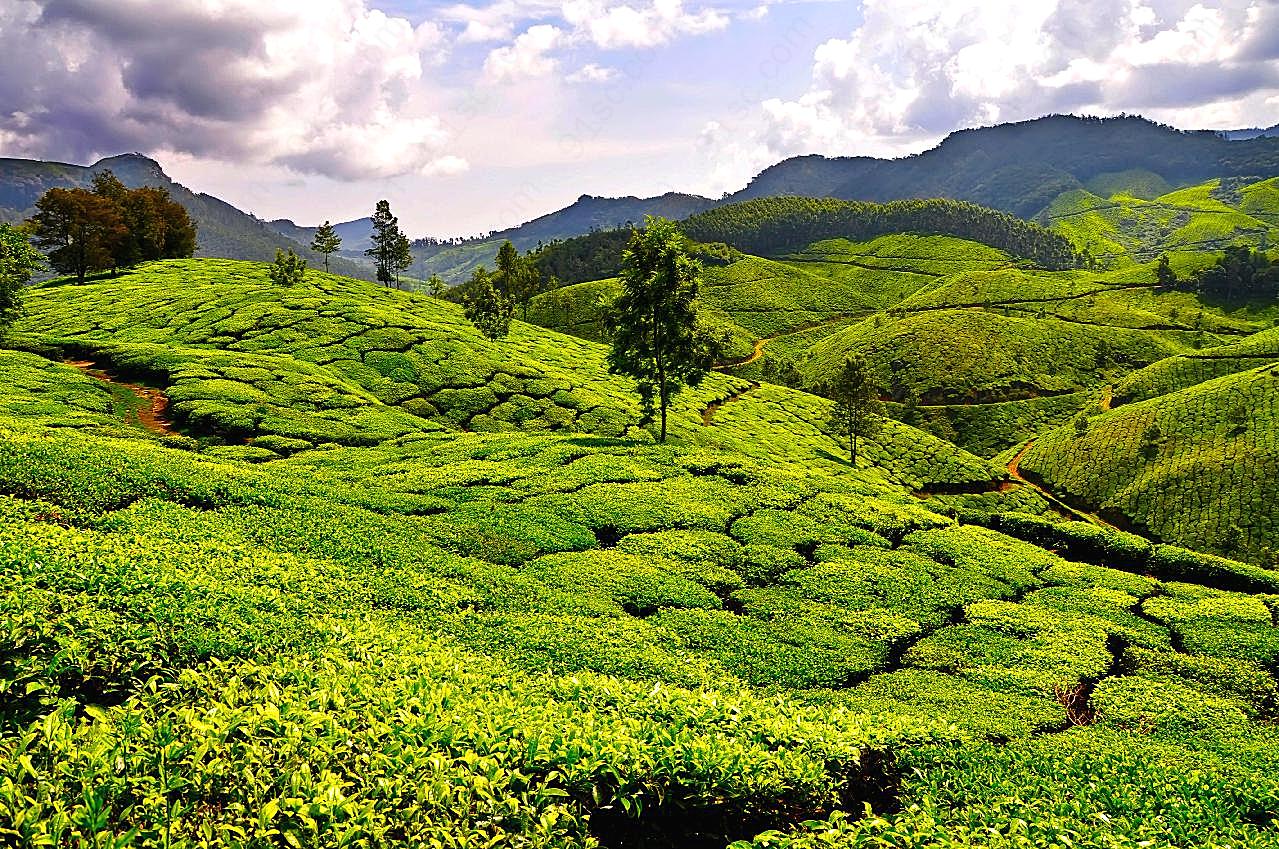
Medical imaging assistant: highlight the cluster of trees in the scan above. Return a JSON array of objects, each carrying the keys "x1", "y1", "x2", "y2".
[
  {"x1": 681, "y1": 196, "x2": 1080, "y2": 269},
  {"x1": 530, "y1": 230, "x2": 632, "y2": 286},
  {"x1": 27, "y1": 171, "x2": 197, "y2": 283},
  {"x1": 530, "y1": 230, "x2": 743, "y2": 288},
  {"x1": 1157, "y1": 247, "x2": 1279, "y2": 303},
  {"x1": 460, "y1": 241, "x2": 543, "y2": 340}
]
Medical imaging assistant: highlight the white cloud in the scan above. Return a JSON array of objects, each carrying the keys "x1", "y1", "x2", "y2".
[
  {"x1": 482, "y1": 23, "x2": 564, "y2": 81},
  {"x1": 717, "y1": 0, "x2": 1279, "y2": 163},
  {"x1": 566, "y1": 63, "x2": 620, "y2": 83},
  {"x1": 439, "y1": 0, "x2": 562, "y2": 43},
  {"x1": 560, "y1": 0, "x2": 730, "y2": 50},
  {"x1": 0, "y1": 0, "x2": 463, "y2": 180}
]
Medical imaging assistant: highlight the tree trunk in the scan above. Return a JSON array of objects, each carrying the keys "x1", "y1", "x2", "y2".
[{"x1": 660, "y1": 388, "x2": 668, "y2": 443}]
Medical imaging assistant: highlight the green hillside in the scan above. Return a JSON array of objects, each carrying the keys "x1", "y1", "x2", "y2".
[
  {"x1": 1014, "y1": 362, "x2": 1279, "y2": 562},
  {"x1": 5, "y1": 257, "x2": 1279, "y2": 847},
  {"x1": 733, "y1": 115, "x2": 1279, "y2": 218},
  {"x1": 1041, "y1": 176, "x2": 1279, "y2": 264}
]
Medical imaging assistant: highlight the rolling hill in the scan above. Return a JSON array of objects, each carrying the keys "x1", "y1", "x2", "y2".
[{"x1": 4, "y1": 255, "x2": 1279, "y2": 847}]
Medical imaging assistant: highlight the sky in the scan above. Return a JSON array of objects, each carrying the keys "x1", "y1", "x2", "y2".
[{"x1": 1, "y1": 0, "x2": 1278, "y2": 236}]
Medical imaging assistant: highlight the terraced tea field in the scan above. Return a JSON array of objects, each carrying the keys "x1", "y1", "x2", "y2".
[{"x1": 4, "y1": 253, "x2": 1279, "y2": 848}]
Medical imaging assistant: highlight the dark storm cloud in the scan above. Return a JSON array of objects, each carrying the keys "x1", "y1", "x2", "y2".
[
  {"x1": 1112, "y1": 61, "x2": 1279, "y2": 109},
  {"x1": 0, "y1": 0, "x2": 453, "y2": 178}
]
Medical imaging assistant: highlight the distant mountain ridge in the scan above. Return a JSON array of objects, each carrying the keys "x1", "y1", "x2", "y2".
[
  {"x1": 729, "y1": 115, "x2": 1279, "y2": 219},
  {"x1": 0, "y1": 153, "x2": 374, "y2": 280},
  {"x1": 268, "y1": 217, "x2": 375, "y2": 255}
]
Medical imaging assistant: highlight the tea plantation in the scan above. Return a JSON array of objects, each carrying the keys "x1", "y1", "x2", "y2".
[{"x1": 4, "y1": 255, "x2": 1279, "y2": 848}]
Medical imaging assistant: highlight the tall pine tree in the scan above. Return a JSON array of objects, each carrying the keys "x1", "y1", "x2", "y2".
[
  {"x1": 604, "y1": 216, "x2": 717, "y2": 443},
  {"x1": 310, "y1": 221, "x2": 342, "y2": 273},
  {"x1": 365, "y1": 200, "x2": 412, "y2": 287}
]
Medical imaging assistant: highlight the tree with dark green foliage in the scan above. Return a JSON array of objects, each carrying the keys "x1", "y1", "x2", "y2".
[
  {"x1": 463, "y1": 266, "x2": 514, "y2": 340},
  {"x1": 1140, "y1": 421, "x2": 1164, "y2": 460},
  {"x1": 1192, "y1": 246, "x2": 1279, "y2": 303},
  {"x1": 0, "y1": 223, "x2": 43, "y2": 336},
  {"x1": 495, "y1": 240, "x2": 541, "y2": 319},
  {"x1": 310, "y1": 221, "x2": 342, "y2": 273},
  {"x1": 29, "y1": 187, "x2": 127, "y2": 283},
  {"x1": 268, "y1": 249, "x2": 307, "y2": 286},
  {"x1": 1155, "y1": 254, "x2": 1177, "y2": 289},
  {"x1": 366, "y1": 200, "x2": 413, "y2": 287},
  {"x1": 88, "y1": 171, "x2": 197, "y2": 270},
  {"x1": 825, "y1": 354, "x2": 883, "y2": 465},
  {"x1": 604, "y1": 216, "x2": 717, "y2": 443}
]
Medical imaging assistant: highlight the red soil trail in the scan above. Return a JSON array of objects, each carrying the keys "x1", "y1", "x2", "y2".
[
  {"x1": 67, "y1": 360, "x2": 179, "y2": 436},
  {"x1": 1006, "y1": 438, "x2": 1122, "y2": 531}
]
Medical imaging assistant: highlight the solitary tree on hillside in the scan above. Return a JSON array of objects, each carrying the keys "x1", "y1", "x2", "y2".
[
  {"x1": 427, "y1": 274, "x2": 447, "y2": 297},
  {"x1": 1155, "y1": 254, "x2": 1177, "y2": 289},
  {"x1": 365, "y1": 200, "x2": 413, "y2": 287},
  {"x1": 29, "y1": 188, "x2": 127, "y2": 283},
  {"x1": 0, "y1": 223, "x2": 44, "y2": 336},
  {"x1": 463, "y1": 266, "x2": 514, "y2": 340},
  {"x1": 826, "y1": 355, "x2": 883, "y2": 465},
  {"x1": 495, "y1": 240, "x2": 541, "y2": 320},
  {"x1": 268, "y1": 248, "x2": 308, "y2": 286},
  {"x1": 311, "y1": 221, "x2": 342, "y2": 273},
  {"x1": 604, "y1": 216, "x2": 717, "y2": 443}
]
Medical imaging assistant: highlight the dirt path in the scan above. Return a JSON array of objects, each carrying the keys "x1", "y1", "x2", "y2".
[
  {"x1": 719, "y1": 312, "x2": 871, "y2": 371},
  {"x1": 701, "y1": 383, "x2": 759, "y2": 426},
  {"x1": 1007, "y1": 439, "x2": 1122, "y2": 530},
  {"x1": 68, "y1": 360, "x2": 179, "y2": 436}
]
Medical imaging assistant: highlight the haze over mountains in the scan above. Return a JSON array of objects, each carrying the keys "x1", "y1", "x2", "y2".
[{"x1": 4, "y1": 115, "x2": 1279, "y2": 285}]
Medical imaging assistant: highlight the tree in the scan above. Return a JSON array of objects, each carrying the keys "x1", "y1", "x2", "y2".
[
  {"x1": 268, "y1": 249, "x2": 307, "y2": 286},
  {"x1": 427, "y1": 274, "x2": 447, "y2": 297},
  {"x1": 826, "y1": 355, "x2": 883, "y2": 465},
  {"x1": 29, "y1": 188, "x2": 127, "y2": 283},
  {"x1": 27, "y1": 175, "x2": 194, "y2": 281},
  {"x1": 0, "y1": 223, "x2": 44, "y2": 336},
  {"x1": 310, "y1": 221, "x2": 342, "y2": 273},
  {"x1": 1140, "y1": 421, "x2": 1164, "y2": 460},
  {"x1": 603, "y1": 216, "x2": 717, "y2": 443},
  {"x1": 1155, "y1": 254, "x2": 1177, "y2": 289},
  {"x1": 463, "y1": 266, "x2": 514, "y2": 340},
  {"x1": 495, "y1": 240, "x2": 540, "y2": 320},
  {"x1": 365, "y1": 200, "x2": 412, "y2": 287},
  {"x1": 89, "y1": 170, "x2": 196, "y2": 268}
]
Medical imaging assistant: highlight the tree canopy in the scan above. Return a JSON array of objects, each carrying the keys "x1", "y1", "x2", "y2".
[
  {"x1": 825, "y1": 355, "x2": 884, "y2": 465},
  {"x1": 604, "y1": 216, "x2": 717, "y2": 443},
  {"x1": 310, "y1": 222, "x2": 342, "y2": 273},
  {"x1": 0, "y1": 223, "x2": 44, "y2": 335},
  {"x1": 26, "y1": 172, "x2": 196, "y2": 283},
  {"x1": 366, "y1": 201, "x2": 413, "y2": 287},
  {"x1": 463, "y1": 266, "x2": 514, "y2": 341}
]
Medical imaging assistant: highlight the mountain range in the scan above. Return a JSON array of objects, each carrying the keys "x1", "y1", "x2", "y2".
[{"x1": 4, "y1": 115, "x2": 1279, "y2": 284}]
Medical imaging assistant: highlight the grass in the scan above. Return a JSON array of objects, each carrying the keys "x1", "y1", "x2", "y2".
[{"x1": 4, "y1": 254, "x2": 1279, "y2": 847}]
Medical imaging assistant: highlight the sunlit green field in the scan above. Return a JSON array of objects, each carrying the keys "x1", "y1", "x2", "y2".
[{"x1": 4, "y1": 254, "x2": 1279, "y2": 848}]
